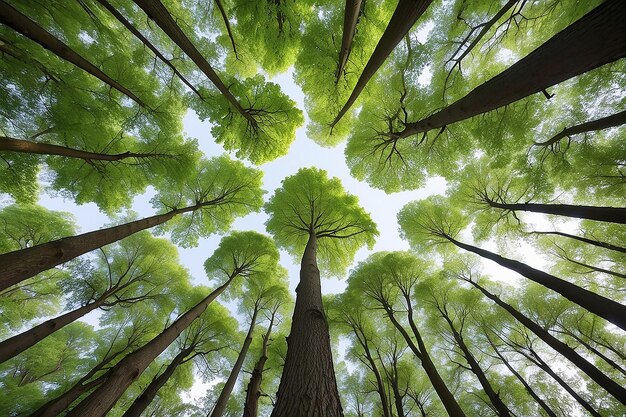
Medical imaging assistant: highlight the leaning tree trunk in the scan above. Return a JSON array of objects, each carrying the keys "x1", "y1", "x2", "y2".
[
  {"x1": 465, "y1": 278, "x2": 626, "y2": 405},
  {"x1": 528, "y1": 230, "x2": 626, "y2": 254},
  {"x1": 242, "y1": 312, "x2": 276, "y2": 417},
  {"x1": 0, "y1": 1, "x2": 145, "y2": 107},
  {"x1": 446, "y1": 235, "x2": 626, "y2": 331},
  {"x1": 270, "y1": 232, "x2": 343, "y2": 416},
  {"x1": 335, "y1": 0, "x2": 363, "y2": 82},
  {"x1": 132, "y1": 0, "x2": 255, "y2": 126},
  {"x1": 395, "y1": 0, "x2": 626, "y2": 138},
  {"x1": 331, "y1": 0, "x2": 433, "y2": 127},
  {"x1": 65, "y1": 276, "x2": 235, "y2": 417},
  {"x1": 534, "y1": 109, "x2": 626, "y2": 147},
  {"x1": 357, "y1": 336, "x2": 392, "y2": 417},
  {"x1": 210, "y1": 307, "x2": 259, "y2": 417},
  {"x1": 485, "y1": 200, "x2": 626, "y2": 224},
  {"x1": 0, "y1": 202, "x2": 207, "y2": 290}
]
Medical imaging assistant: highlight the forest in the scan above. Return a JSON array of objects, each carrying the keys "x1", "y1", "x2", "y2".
[{"x1": 0, "y1": 0, "x2": 625, "y2": 416}]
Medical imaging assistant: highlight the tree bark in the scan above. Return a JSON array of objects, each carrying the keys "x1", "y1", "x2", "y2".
[
  {"x1": 447, "y1": 235, "x2": 626, "y2": 331},
  {"x1": 132, "y1": 0, "x2": 255, "y2": 126},
  {"x1": 65, "y1": 276, "x2": 235, "y2": 417},
  {"x1": 528, "y1": 230, "x2": 626, "y2": 254},
  {"x1": 534, "y1": 109, "x2": 626, "y2": 147},
  {"x1": 335, "y1": 0, "x2": 363, "y2": 82},
  {"x1": 0, "y1": 202, "x2": 206, "y2": 291},
  {"x1": 395, "y1": 0, "x2": 626, "y2": 138},
  {"x1": 0, "y1": 0, "x2": 145, "y2": 107},
  {"x1": 210, "y1": 307, "x2": 259, "y2": 417},
  {"x1": 242, "y1": 312, "x2": 276, "y2": 417},
  {"x1": 121, "y1": 346, "x2": 195, "y2": 417},
  {"x1": 356, "y1": 335, "x2": 392, "y2": 417},
  {"x1": 464, "y1": 278, "x2": 626, "y2": 405},
  {"x1": 485, "y1": 200, "x2": 626, "y2": 224},
  {"x1": 331, "y1": 0, "x2": 433, "y2": 128},
  {"x1": 94, "y1": 0, "x2": 205, "y2": 100},
  {"x1": 270, "y1": 233, "x2": 344, "y2": 416}
]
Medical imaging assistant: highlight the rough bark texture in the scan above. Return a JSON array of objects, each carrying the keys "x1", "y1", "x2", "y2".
[
  {"x1": 65, "y1": 277, "x2": 234, "y2": 417},
  {"x1": 396, "y1": 0, "x2": 626, "y2": 137},
  {"x1": 467, "y1": 279, "x2": 626, "y2": 405},
  {"x1": 486, "y1": 201, "x2": 626, "y2": 224},
  {"x1": 332, "y1": 0, "x2": 433, "y2": 127},
  {"x1": 28, "y1": 375, "x2": 105, "y2": 417},
  {"x1": 448, "y1": 236, "x2": 626, "y2": 331},
  {"x1": 0, "y1": 0, "x2": 145, "y2": 107},
  {"x1": 535, "y1": 109, "x2": 626, "y2": 147},
  {"x1": 335, "y1": 0, "x2": 363, "y2": 82},
  {"x1": 210, "y1": 307, "x2": 259, "y2": 417},
  {"x1": 242, "y1": 314, "x2": 275, "y2": 417},
  {"x1": 529, "y1": 230, "x2": 626, "y2": 254},
  {"x1": 270, "y1": 233, "x2": 344, "y2": 416}
]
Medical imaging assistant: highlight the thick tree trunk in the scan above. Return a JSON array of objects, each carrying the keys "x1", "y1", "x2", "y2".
[
  {"x1": 447, "y1": 235, "x2": 626, "y2": 331},
  {"x1": 121, "y1": 346, "x2": 194, "y2": 417},
  {"x1": 335, "y1": 0, "x2": 363, "y2": 82},
  {"x1": 331, "y1": 0, "x2": 433, "y2": 127},
  {"x1": 528, "y1": 230, "x2": 626, "y2": 254},
  {"x1": 486, "y1": 200, "x2": 626, "y2": 224},
  {"x1": 242, "y1": 313, "x2": 276, "y2": 417},
  {"x1": 0, "y1": 136, "x2": 164, "y2": 162},
  {"x1": 534, "y1": 109, "x2": 626, "y2": 147},
  {"x1": 65, "y1": 276, "x2": 234, "y2": 417},
  {"x1": 465, "y1": 278, "x2": 626, "y2": 405},
  {"x1": 0, "y1": 203, "x2": 204, "y2": 291},
  {"x1": 210, "y1": 307, "x2": 259, "y2": 417},
  {"x1": 0, "y1": 1, "x2": 145, "y2": 107},
  {"x1": 28, "y1": 374, "x2": 106, "y2": 417},
  {"x1": 270, "y1": 233, "x2": 344, "y2": 416},
  {"x1": 94, "y1": 0, "x2": 204, "y2": 100},
  {"x1": 396, "y1": 0, "x2": 626, "y2": 138},
  {"x1": 133, "y1": 0, "x2": 255, "y2": 126}
]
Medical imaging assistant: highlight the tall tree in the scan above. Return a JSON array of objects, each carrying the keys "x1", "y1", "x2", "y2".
[
  {"x1": 335, "y1": 0, "x2": 364, "y2": 83},
  {"x1": 265, "y1": 167, "x2": 377, "y2": 416}
]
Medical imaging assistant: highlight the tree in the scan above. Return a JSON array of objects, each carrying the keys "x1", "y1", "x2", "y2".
[{"x1": 265, "y1": 167, "x2": 377, "y2": 416}]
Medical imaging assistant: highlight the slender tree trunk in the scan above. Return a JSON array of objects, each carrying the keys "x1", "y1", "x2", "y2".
[
  {"x1": 0, "y1": 202, "x2": 207, "y2": 290},
  {"x1": 65, "y1": 276, "x2": 235, "y2": 417},
  {"x1": 121, "y1": 346, "x2": 194, "y2": 417},
  {"x1": 447, "y1": 235, "x2": 626, "y2": 331},
  {"x1": 485, "y1": 200, "x2": 626, "y2": 224},
  {"x1": 557, "y1": 254, "x2": 626, "y2": 279},
  {"x1": 528, "y1": 230, "x2": 626, "y2": 254},
  {"x1": 558, "y1": 329, "x2": 626, "y2": 377},
  {"x1": 213, "y1": 0, "x2": 238, "y2": 59},
  {"x1": 389, "y1": 364, "x2": 406, "y2": 417},
  {"x1": 210, "y1": 307, "x2": 259, "y2": 417},
  {"x1": 335, "y1": 0, "x2": 363, "y2": 82},
  {"x1": 331, "y1": 0, "x2": 433, "y2": 128},
  {"x1": 28, "y1": 374, "x2": 106, "y2": 417},
  {"x1": 395, "y1": 0, "x2": 626, "y2": 138},
  {"x1": 242, "y1": 312, "x2": 276, "y2": 417},
  {"x1": 439, "y1": 313, "x2": 512, "y2": 417},
  {"x1": 132, "y1": 0, "x2": 255, "y2": 126},
  {"x1": 0, "y1": 0, "x2": 145, "y2": 107},
  {"x1": 464, "y1": 278, "x2": 626, "y2": 405},
  {"x1": 358, "y1": 339, "x2": 392, "y2": 417},
  {"x1": 486, "y1": 335, "x2": 558, "y2": 417},
  {"x1": 534, "y1": 109, "x2": 626, "y2": 147},
  {"x1": 270, "y1": 233, "x2": 343, "y2": 416}
]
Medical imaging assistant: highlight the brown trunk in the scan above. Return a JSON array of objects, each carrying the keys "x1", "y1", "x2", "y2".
[
  {"x1": 0, "y1": 203, "x2": 204, "y2": 291},
  {"x1": 528, "y1": 230, "x2": 626, "y2": 254},
  {"x1": 0, "y1": 1, "x2": 145, "y2": 107},
  {"x1": 534, "y1": 109, "x2": 626, "y2": 147},
  {"x1": 486, "y1": 200, "x2": 626, "y2": 224},
  {"x1": 210, "y1": 307, "x2": 259, "y2": 417},
  {"x1": 132, "y1": 0, "x2": 255, "y2": 126},
  {"x1": 396, "y1": 1, "x2": 626, "y2": 138},
  {"x1": 242, "y1": 312, "x2": 276, "y2": 417},
  {"x1": 388, "y1": 357, "x2": 406, "y2": 417},
  {"x1": 94, "y1": 0, "x2": 204, "y2": 100},
  {"x1": 214, "y1": 0, "x2": 238, "y2": 59},
  {"x1": 270, "y1": 233, "x2": 343, "y2": 416},
  {"x1": 358, "y1": 339, "x2": 391, "y2": 417},
  {"x1": 28, "y1": 375, "x2": 105, "y2": 417},
  {"x1": 447, "y1": 235, "x2": 626, "y2": 331},
  {"x1": 121, "y1": 346, "x2": 194, "y2": 417},
  {"x1": 335, "y1": 0, "x2": 363, "y2": 82},
  {"x1": 65, "y1": 276, "x2": 235, "y2": 417},
  {"x1": 331, "y1": 0, "x2": 433, "y2": 128},
  {"x1": 465, "y1": 278, "x2": 626, "y2": 405}
]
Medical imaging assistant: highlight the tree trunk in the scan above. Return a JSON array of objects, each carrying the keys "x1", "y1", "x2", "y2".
[
  {"x1": 395, "y1": 0, "x2": 626, "y2": 138},
  {"x1": 93, "y1": 0, "x2": 204, "y2": 100},
  {"x1": 331, "y1": 0, "x2": 433, "y2": 128},
  {"x1": 389, "y1": 363, "x2": 406, "y2": 417},
  {"x1": 132, "y1": 0, "x2": 255, "y2": 126},
  {"x1": 534, "y1": 109, "x2": 626, "y2": 147},
  {"x1": 528, "y1": 230, "x2": 626, "y2": 254},
  {"x1": 242, "y1": 312, "x2": 276, "y2": 417},
  {"x1": 65, "y1": 276, "x2": 235, "y2": 417},
  {"x1": 357, "y1": 338, "x2": 392, "y2": 417},
  {"x1": 486, "y1": 200, "x2": 626, "y2": 224},
  {"x1": 558, "y1": 329, "x2": 626, "y2": 377},
  {"x1": 447, "y1": 235, "x2": 626, "y2": 331},
  {"x1": 0, "y1": 0, "x2": 145, "y2": 107},
  {"x1": 213, "y1": 0, "x2": 238, "y2": 59},
  {"x1": 465, "y1": 278, "x2": 626, "y2": 405},
  {"x1": 0, "y1": 203, "x2": 205, "y2": 291},
  {"x1": 270, "y1": 233, "x2": 344, "y2": 416},
  {"x1": 335, "y1": 0, "x2": 363, "y2": 82},
  {"x1": 557, "y1": 253, "x2": 626, "y2": 280},
  {"x1": 121, "y1": 346, "x2": 194, "y2": 417},
  {"x1": 210, "y1": 307, "x2": 259, "y2": 417}
]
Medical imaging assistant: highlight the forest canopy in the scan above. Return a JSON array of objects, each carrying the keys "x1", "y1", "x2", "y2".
[{"x1": 0, "y1": 0, "x2": 625, "y2": 416}]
